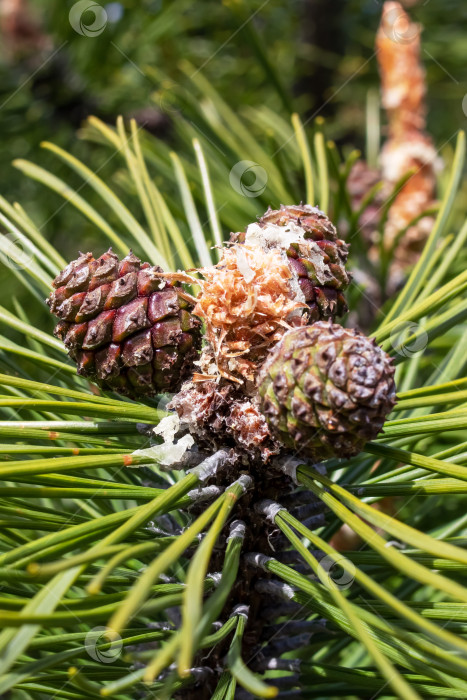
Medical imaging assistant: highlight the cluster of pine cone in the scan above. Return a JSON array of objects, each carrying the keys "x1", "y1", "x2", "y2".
[{"x1": 48, "y1": 205, "x2": 396, "y2": 465}]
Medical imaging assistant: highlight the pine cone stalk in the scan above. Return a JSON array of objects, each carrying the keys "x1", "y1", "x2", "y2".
[{"x1": 38, "y1": 202, "x2": 403, "y2": 698}]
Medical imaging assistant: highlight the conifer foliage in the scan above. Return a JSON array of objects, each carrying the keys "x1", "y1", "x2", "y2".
[{"x1": 0, "y1": 96, "x2": 466, "y2": 699}]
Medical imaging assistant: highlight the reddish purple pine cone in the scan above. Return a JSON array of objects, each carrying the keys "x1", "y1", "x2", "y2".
[
  {"x1": 231, "y1": 204, "x2": 350, "y2": 322},
  {"x1": 47, "y1": 249, "x2": 201, "y2": 398}
]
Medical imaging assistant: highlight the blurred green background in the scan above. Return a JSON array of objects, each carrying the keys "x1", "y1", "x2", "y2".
[{"x1": 0, "y1": 0, "x2": 466, "y2": 286}]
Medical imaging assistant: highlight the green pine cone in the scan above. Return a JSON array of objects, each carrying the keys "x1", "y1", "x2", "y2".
[{"x1": 257, "y1": 321, "x2": 396, "y2": 461}]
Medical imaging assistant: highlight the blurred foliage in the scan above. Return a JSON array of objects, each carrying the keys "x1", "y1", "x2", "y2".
[{"x1": 0, "y1": 0, "x2": 466, "y2": 306}]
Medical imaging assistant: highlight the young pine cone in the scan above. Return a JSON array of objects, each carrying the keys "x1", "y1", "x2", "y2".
[
  {"x1": 169, "y1": 379, "x2": 280, "y2": 462},
  {"x1": 232, "y1": 204, "x2": 350, "y2": 322},
  {"x1": 47, "y1": 249, "x2": 201, "y2": 398},
  {"x1": 258, "y1": 322, "x2": 396, "y2": 462}
]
